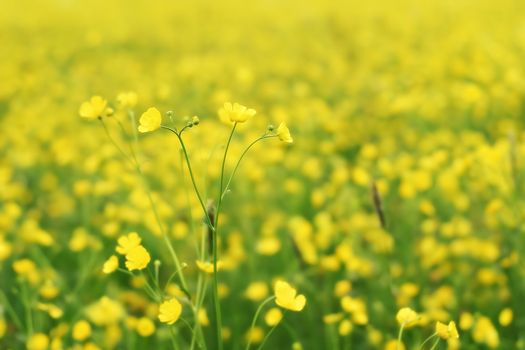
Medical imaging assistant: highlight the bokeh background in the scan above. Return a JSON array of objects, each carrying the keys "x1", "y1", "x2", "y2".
[{"x1": 1, "y1": 0, "x2": 525, "y2": 349}]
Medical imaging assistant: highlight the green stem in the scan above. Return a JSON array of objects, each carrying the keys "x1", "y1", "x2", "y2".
[
  {"x1": 429, "y1": 338, "x2": 440, "y2": 350},
  {"x1": 397, "y1": 324, "x2": 404, "y2": 350},
  {"x1": 256, "y1": 322, "x2": 281, "y2": 350},
  {"x1": 419, "y1": 333, "x2": 438, "y2": 350},
  {"x1": 161, "y1": 126, "x2": 214, "y2": 231},
  {"x1": 169, "y1": 326, "x2": 180, "y2": 350},
  {"x1": 213, "y1": 122, "x2": 237, "y2": 350},
  {"x1": 20, "y1": 281, "x2": 33, "y2": 336},
  {"x1": 0, "y1": 290, "x2": 24, "y2": 331},
  {"x1": 221, "y1": 134, "x2": 276, "y2": 201},
  {"x1": 101, "y1": 119, "x2": 189, "y2": 292},
  {"x1": 245, "y1": 296, "x2": 275, "y2": 350}
]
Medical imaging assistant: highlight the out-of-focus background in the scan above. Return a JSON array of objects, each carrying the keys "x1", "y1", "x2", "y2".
[{"x1": 1, "y1": 0, "x2": 525, "y2": 349}]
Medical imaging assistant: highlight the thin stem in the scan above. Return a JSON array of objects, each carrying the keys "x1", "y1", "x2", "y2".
[
  {"x1": 397, "y1": 324, "x2": 404, "y2": 350},
  {"x1": 256, "y1": 322, "x2": 281, "y2": 350},
  {"x1": 0, "y1": 290, "x2": 24, "y2": 331},
  {"x1": 99, "y1": 118, "x2": 134, "y2": 165},
  {"x1": 213, "y1": 122, "x2": 237, "y2": 350},
  {"x1": 221, "y1": 134, "x2": 276, "y2": 201},
  {"x1": 419, "y1": 333, "x2": 438, "y2": 350},
  {"x1": 20, "y1": 281, "x2": 33, "y2": 336},
  {"x1": 169, "y1": 326, "x2": 181, "y2": 350},
  {"x1": 161, "y1": 126, "x2": 214, "y2": 231},
  {"x1": 245, "y1": 296, "x2": 275, "y2": 350},
  {"x1": 101, "y1": 119, "x2": 189, "y2": 292},
  {"x1": 429, "y1": 338, "x2": 440, "y2": 350}
]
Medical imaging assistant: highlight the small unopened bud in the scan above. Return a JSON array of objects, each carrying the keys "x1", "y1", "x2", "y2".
[
  {"x1": 192, "y1": 116, "x2": 200, "y2": 125},
  {"x1": 267, "y1": 124, "x2": 275, "y2": 132},
  {"x1": 105, "y1": 107, "x2": 114, "y2": 117},
  {"x1": 166, "y1": 111, "x2": 174, "y2": 118},
  {"x1": 154, "y1": 260, "x2": 161, "y2": 268}
]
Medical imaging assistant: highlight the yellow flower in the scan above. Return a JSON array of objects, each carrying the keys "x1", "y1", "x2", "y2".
[
  {"x1": 86, "y1": 297, "x2": 124, "y2": 326},
  {"x1": 158, "y1": 298, "x2": 182, "y2": 325},
  {"x1": 72, "y1": 320, "x2": 92, "y2": 341},
  {"x1": 274, "y1": 280, "x2": 306, "y2": 312},
  {"x1": 36, "y1": 303, "x2": 63, "y2": 319},
  {"x1": 339, "y1": 319, "x2": 353, "y2": 336},
  {"x1": 218, "y1": 102, "x2": 256, "y2": 124},
  {"x1": 138, "y1": 107, "x2": 162, "y2": 133},
  {"x1": 79, "y1": 96, "x2": 108, "y2": 119},
  {"x1": 244, "y1": 281, "x2": 269, "y2": 301},
  {"x1": 498, "y1": 308, "x2": 513, "y2": 326},
  {"x1": 245, "y1": 326, "x2": 264, "y2": 344},
  {"x1": 198, "y1": 309, "x2": 209, "y2": 326},
  {"x1": 27, "y1": 333, "x2": 49, "y2": 350},
  {"x1": 0, "y1": 318, "x2": 5, "y2": 338},
  {"x1": 196, "y1": 260, "x2": 223, "y2": 274},
  {"x1": 103, "y1": 255, "x2": 118, "y2": 274},
  {"x1": 276, "y1": 122, "x2": 293, "y2": 143},
  {"x1": 396, "y1": 307, "x2": 419, "y2": 327},
  {"x1": 125, "y1": 245, "x2": 151, "y2": 271},
  {"x1": 436, "y1": 321, "x2": 459, "y2": 340},
  {"x1": 116, "y1": 91, "x2": 138, "y2": 108},
  {"x1": 13, "y1": 258, "x2": 36, "y2": 274},
  {"x1": 136, "y1": 317, "x2": 155, "y2": 337},
  {"x1": 116, "y1": 232, "x2": 142, "y2": 255},
  {"x1": 264, "y1": 308, "x2": 283, "y2": 326}
]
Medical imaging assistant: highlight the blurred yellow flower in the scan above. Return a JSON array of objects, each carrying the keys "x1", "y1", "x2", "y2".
[
  {"x1": 158, "y1": 298, "x2": 182, "y2": 325},
  {"x1": 196, "y1": 260, "x2": 224, "y2": 274},
  {"x1": 12, "y1": 258, "x2": 36, "y2": 275},
  {"x1": 72, "y1": 320, "x2": 92, "y2": 341},
  {"x1": 116, "y1": 91, "x2": 138, "y2": 108},
  {"x1": 37, "y1": 303, "x2": 63, "y2": 319},
  {"x1": 138, "y1": 107, "x2": 162, "y2": 133},
  {"x1": 86, "y1": 297, "x2": 125, "y2": 326},
  {"x1": 218, "y1": 102, "x2": 256, "y2": 124},
  {"x1": 245, "y1": 326, "x2": 264, "y2": 344},
  {"x1": 498, "y1": 308, "x2": 513, "y2": 326},
  {"x1": 274, "y1": 280, "x2": 306, "y2": 312},
  {"x1": 103, "y1": 255, "x2": 118, "y2": 274},
  {"x1": 116, "y1": 232, "x2": 142, "y2": 255},
  {"x1": 276, "y1": 122, "x2": 293, "y2": 143},
  {"x1": 125, "y1": 245, "x2": 151, "y2": 271},
  {"x1": 136, "y1": 317, "x2": 155, "y2": 337},
  {"x1": 0, "y1": 318, "x2": 5, "y2": 338},
  {"x1": 244, "y1": 281, "x2": 269, "y2": 301},
  {"x1": 396, "y1": 307, "x2": 419, "y2": 327},
  {"x1": 27, "y1": 333, "x2": 49, "y2": 350},
  {"x1": 338, "y1": 319, "x2": 353, "y2": 336},
  {"x1": 435, "y1": 321, "x2": 459, "y2": 340},
  {"x1": 264, "y1": 308, "x2": 283, "y2": 326},
  {"x1": 472, "y1": 316, "x2": 499, "y2": 348}
]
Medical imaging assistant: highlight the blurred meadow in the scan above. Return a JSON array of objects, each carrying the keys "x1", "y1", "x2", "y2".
[{"x1": 1, "y1": 0, "x2": 525, "y2": 349}]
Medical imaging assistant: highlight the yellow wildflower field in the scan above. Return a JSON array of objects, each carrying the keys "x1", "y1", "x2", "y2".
[{"x1": 1, "y1": 0, "x2": 524, "y2": 349}]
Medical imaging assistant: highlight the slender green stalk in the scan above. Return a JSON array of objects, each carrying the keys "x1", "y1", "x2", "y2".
[
  {"x1": 221, "y1": 134, "x2": 276, "y2": 201},
  {"x1": 20, "y1": 281, "x2": 33, "y2": 336},
  {"x1": 161, "y1": 126, "x2": 214, "y2": 231},
  {"x1": 245, "y1": 296, "x2": 275, "y2": 350},
  {"x1": 101, "y1": 118, "x2": 189, "y2": 292},
  {"x1": 396, "y1": 325, "x2": 404, "y2": 350},
  {"x1": 429, "y1": 338, "x2": 440, "y2": 350},
  {"x1": 0, "y1": 290, "x2": 24, "y2": 331},
  {"x1": 213, "y1": 122, "x2": 237, "y2": 350},
  {"x1": 419, "y1": 333, "x2": 438, "y2": 350},
  {"x1": 256, "y1": 322, "x2": 281, "y2": 350},
  {"x1": 169, "y1": 326, "x2": 181, "y2": 350}
]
